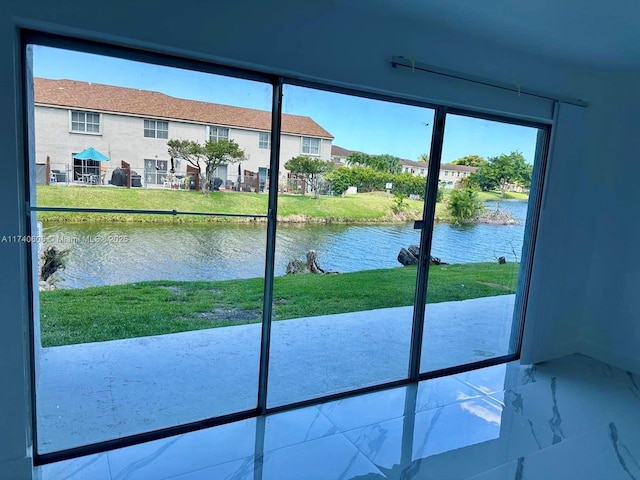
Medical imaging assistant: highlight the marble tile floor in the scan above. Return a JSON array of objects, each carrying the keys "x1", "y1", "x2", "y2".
[{"x1": 37, "y1": 353, "x2": 640, "y2": 480}]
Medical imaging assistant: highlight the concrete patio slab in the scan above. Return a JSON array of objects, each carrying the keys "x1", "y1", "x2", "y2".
[{"x1": 36, "y1": 294, "x2": 515, "y2": 453}]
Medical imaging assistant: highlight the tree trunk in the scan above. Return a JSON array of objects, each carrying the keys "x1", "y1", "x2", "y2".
[{"x1": 202, "y1": 163, "x2": 214, "y2": 194}]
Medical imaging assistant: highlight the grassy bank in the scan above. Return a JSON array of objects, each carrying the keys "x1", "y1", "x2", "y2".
[
  {"x1": 477, "y1": 191, "x2": 529, "y2": 201},
  {"x1": 37, "y1": 186, "x2": 425, "y2": 223},
  {"x1": 36, "y1": 186, "x2": 527, "y2": 224},
  {"x1": 40, "y1": 262, "x2": 518, "y2": 347}
]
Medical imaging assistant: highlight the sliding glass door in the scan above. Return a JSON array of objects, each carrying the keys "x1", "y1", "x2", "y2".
[
  {"x1": 419, "y1": 112, "x2": 547, "y2": 374},
  {"x1": 266, "y1": 84, "x2": 435, "y2": 407}
]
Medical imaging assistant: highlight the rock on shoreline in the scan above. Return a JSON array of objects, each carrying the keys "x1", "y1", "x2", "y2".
[{"x1": 476, "y1": 207, "x2": 518, "y2": 225}]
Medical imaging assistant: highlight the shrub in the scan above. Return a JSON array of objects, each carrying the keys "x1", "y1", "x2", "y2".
[
  {"x1": 390, "y1": 173, "x2": 426, "y2": 197},
  {"x1": 392, "y1": 193, "x2": 407, "y2": 212},
  {"x1": 325, "y1": 167, "x2": 428, "y2": 197},
  {"x1": 448, "y1": 188, "x2": 482, "y2": 222}
]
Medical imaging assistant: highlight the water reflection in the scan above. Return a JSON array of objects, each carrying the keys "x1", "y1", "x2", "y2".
[{"x1": 40, "y1": 201, "x2": 527, "y2": 288}]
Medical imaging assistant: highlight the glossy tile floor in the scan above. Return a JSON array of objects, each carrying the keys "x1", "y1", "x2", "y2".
[{"x1": 37, "y1": 354, "x2": 640, "y2": 479}]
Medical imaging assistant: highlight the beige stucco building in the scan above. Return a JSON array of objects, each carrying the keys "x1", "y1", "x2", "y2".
[
  {"x1": 399, "y1": 159, "x2": 478, "y2": 188},
  {"x1": 34, "y1": 78, "x2": 333, "y2": 190}
]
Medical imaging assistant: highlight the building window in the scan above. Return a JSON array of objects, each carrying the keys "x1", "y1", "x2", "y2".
[
  {"x1": 144, "y1": 119, "x2": 168, "y2": 139},
  {"x1": 302, "y1": 137, "x2": 320, "y2": 155},
  {"x1": 420, "y1": 169, "x2": 425, "y2": 175},
  {"x1": 209, "y1": 126, "x2": 230, "y2": 142},
  {"x1": 70, "y1": 111, "x2": 101, "y2": 134},
  {"x1": 444, "y1": 171, "x2": 449, "y2": 176},
  {"x1": 259, "y1": 132, "x2": 271, "y2": 149}
]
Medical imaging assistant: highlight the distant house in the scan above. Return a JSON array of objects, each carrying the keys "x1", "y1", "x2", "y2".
[
  {"x1": 399, "y1": 159, "x2": 429, "y2": 177},
  {"x1": 34, "y1": 78, "x2": 333, "y2": 189},
  {"x1": 439, "y1": 163, "x2": 478, "y2": 188},
  {"x1": 330, "y1": 145, "x2": 355, "y2": 166},
  {"x1": 400, "y1": 159, "x2": 477, "y2": 188}
]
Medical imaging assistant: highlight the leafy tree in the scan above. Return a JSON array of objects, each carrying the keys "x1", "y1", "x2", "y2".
[
  {"x1": 346, "y1": 152, "x2": 402, "y2": 174},
  {"x1": 168, "y1": 138, "x2": 245, "y2": 194},
  {"x1": 418, "y1": 153, "x2": 429, "y2": 163},
  {"x1": 452, "y1": 155, "x2": 486, "y2": 167},
  {"x1": 285, "y1": 155, "x2": 334, "y2": 199},
  {"x1": 448, "y1": 188, "x2": 482, "y2": 222},
  {"x1": 472, "y1": 151, "x2": 531, "y2": 197},
  {"x1": 466, "y1": 167, "x2": 495, "y2": 192}
]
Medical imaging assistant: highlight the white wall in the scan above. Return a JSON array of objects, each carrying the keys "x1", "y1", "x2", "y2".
[
  {"x1": 576, "y1": 73, "x2": 640, "y2": 374},
  {"x1": 36, "y1": 105, "x2": 330, "y2": 186},
  {"x1": 520, "y1": 103, "x2": 594, "y2": 363},
  {"x1": 0, "y1": 0, "x2": 623, "y2": 477}
]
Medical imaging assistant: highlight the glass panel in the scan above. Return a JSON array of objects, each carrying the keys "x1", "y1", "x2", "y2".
[
  {"x1": 267, "y1": 84, "x2": 435, "y2": 407},
  {"x1": 420, "y1": 113, "x2": 543, "y2": 373},
  {"x1": 29, "y1": 45, "x2": 272, "y2": 453}
]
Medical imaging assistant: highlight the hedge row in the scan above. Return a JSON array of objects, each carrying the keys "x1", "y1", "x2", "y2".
[{"x1": 325, "y1": 166, "x2": 428, "y2": 197}]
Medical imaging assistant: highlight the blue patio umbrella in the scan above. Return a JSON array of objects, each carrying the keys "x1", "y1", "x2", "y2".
[
  {"x1": 73, "y1": 147, "x2": 109, "y2": 183},
  {"x1": 73, "y1": 147, "x2": 109, "y2": 162}
]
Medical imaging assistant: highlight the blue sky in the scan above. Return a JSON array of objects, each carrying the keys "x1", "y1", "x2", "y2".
[{"x1": 33, "y1": 46, "x2": 539, "y2": 164}]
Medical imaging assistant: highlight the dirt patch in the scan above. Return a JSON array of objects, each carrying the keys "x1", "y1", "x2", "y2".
[
  {"x1": 477, "y1": 281, "x2": 513, "y2": 291},
  {"x1": 196, "y1": 308, "x2": 262, "y2": 322},
  {"x1": 158, "y1": 286, "x2": 186, "y2": 295}
]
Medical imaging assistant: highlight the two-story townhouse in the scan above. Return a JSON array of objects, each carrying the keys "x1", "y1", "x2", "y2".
[
  {"x1": 399, "y1": 159, "x2": 429, "y2": 177},
  {"x1": 34, "y1": 78, "x2": 333, "y2": 189},
  {"x1": 439, "y1": 163, "x2": 478, "y2": 188},
  {"x1": 399, "y1": 159, "x2": 478, "y2": 188}
]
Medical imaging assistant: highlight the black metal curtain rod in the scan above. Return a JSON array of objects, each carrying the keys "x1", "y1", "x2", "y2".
[{"x1": 390, "y1": 56, "x2": 589, "y2": 108}]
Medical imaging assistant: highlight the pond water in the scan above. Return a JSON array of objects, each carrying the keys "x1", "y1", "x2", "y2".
[{"x1": 40, "y1": 200, "x2": 529, "y2": 288}]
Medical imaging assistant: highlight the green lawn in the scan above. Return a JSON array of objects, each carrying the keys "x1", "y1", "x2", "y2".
[
  {"x1": 40, "y1": 262, "x2": 519, "y2": 347},
  {"x1": 36, "y1": 186, "x2": 527, "y2": 224},
  {"x1": 477, "y1": 191, "x2": 529, "y2": 201},
  {"x1": 36, "y1": 186, "x2": 424, "y2": 223}
]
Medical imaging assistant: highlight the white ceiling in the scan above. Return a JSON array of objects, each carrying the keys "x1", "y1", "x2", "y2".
[{"x1": 358, "y1": 0, "x2": 640, "y2": 71}]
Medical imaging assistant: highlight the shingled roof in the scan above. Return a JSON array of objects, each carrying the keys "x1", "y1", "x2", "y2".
[
  {"x1": 399, "y1": 159, "x2": 428, "y2": 169},
  {"x1": 331, "y1": 145, "x2": 355, "y2": 157},
  {"x1": 399, "y1": 159, "x2": 478, "y2": 172},
  {"x1": 34, "y1": 78, "x2": 333, "y2": 139},
  {"x1": 440, "y1": 163, "x2": 478, "y2": 172}
]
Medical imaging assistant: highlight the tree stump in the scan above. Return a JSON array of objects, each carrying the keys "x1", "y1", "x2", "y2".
[
  {"x1": 286, "y1": 250, "x2": 337, "y2": 274},
  {"x1": 286, "y1": 258, "x2": 307, "y2": 274},
  {"x1": 306, "y1": 250, "x2": 326, "y2": 274}
]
